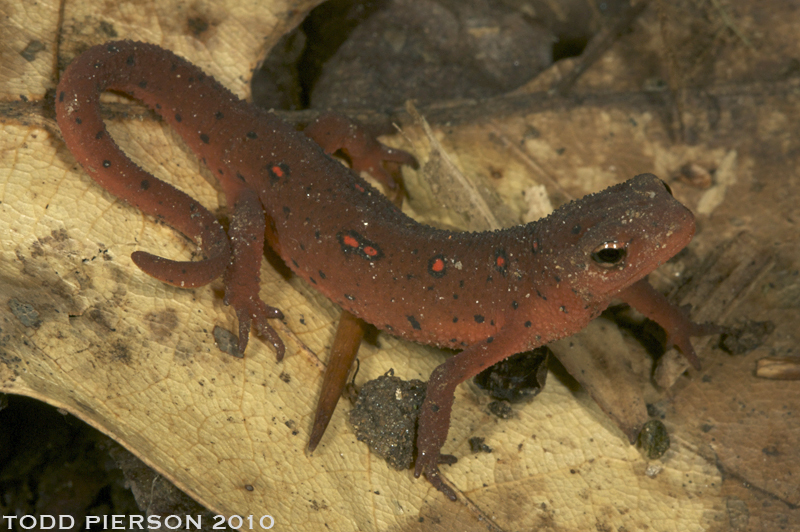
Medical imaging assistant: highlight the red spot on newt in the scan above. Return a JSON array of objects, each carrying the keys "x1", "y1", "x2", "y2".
[
  {"x1": 428, "y1": 255, "x2": 446, "y2": 278},
  {"x1": 337, "y1": 230, "x2": 384, "y2": 261},
  {"x1": 267, "y1": 162, "x2": 290, "y2": 184},
  {"x1": 494, "y1": 249, "x2": 508, "y2": 275},
  {"x1": 343, "y1": 234, "x2": 359, "y2": 248}
]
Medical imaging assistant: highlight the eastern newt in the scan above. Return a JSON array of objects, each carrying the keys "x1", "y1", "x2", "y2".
[{"x1": 55, "y1": 41, "x2": 714, "y2": 500}]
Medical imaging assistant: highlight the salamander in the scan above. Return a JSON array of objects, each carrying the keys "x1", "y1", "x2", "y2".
[{"x1": 55, "y1": 41, "x2": 714, "y2": 500}]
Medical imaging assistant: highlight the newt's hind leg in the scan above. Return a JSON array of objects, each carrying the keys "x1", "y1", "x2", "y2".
[
  {"x1": 304, "y1": 112, "x2": 417, "y2": 195},
  {"x1": 223, "y1": 188, "x2": 285, "y2": 359}
]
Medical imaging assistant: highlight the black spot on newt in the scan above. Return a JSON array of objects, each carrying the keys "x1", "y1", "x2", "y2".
[
  {"x1": 283, "y1": 206, "x2": 291, "y2": 218},
  {"x1": 175, "y1": 113, "x2": 182, "y2": 122},
  {"x1": 309, "y1": 277, "x2": 316, "y2": 284},
  {"x1": 486, "y1": 337, "x2": 494, "y2": 343},
  {"x1": 246, "y1": 131, "x2": 257, "y2": 139},
  {"x1": 474, "y1": 315, "x2": 485, "y2": 324},
  {"x1": 337, "y1": 230, "x2": 384, "y2": 261},
  {"x1": 215, "y1": 111, "x2": 224, "y2": 120},
  {"x1": 318, "y1": 270, "x2": 326, "y2": 279},
  {"x1": 58, "y1": 91, "x2": 64, "y2": 102},
  {"x1": 512, "y1": 300, "x2": 518, "y2": 309},
  {"x1": 138, "y1": 80, "x2": 147, "y2": 89},
  {"x1": 102, "y1": 160, "x2": 111, "y2": 168},
  {"x1": 200, "y1": 133, "x2": 210, "y2": 144},
  {"x1": 236, "y1": 172, "x2": 245, "y2": 182},
  {"x1": 95, "y1": 131, "x2": 104, "y2": 140},
  {"x1": 453, "y1": 294, "x2": 459, "y2": 299},
  {"x1": 525, "y1": 321, "x2": 532, "y2": 327},
  {"x1": 407, "y1": 315, "x2": 421, "y2": 330},
  {"x1": 452, "y1": 317, "x2": 458, "y2": 323},
  {"x1": 126, "y1": 54, "x2": 134, "y2": 66},
  {"x1": 536, "y1": 289, "x2": 546, "y2": 300},
  {"x1": 428, "y1": 255, "x2": 446, "y2": 278},
  {"x1": 75, "y1": 117, "x2": 82, "y2": 124},
  {"x1": 572, "y1": 224, "x2": 581, "y2": 234},
  {"x1": 345, "y1": 294, "x2": 355, "y2": 301}
]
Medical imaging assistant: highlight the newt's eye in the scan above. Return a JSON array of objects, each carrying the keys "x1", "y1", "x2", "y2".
[
  {"x1": 591, "y1": 241, "x2": 627, "y2": 268},
  {"x1": 661, "y1": 180, "x2": 673, "y2": 196}
]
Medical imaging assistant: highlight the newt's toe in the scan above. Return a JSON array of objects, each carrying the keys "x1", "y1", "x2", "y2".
[
  {"x1": 227, "y1": 294, "x2": 285, "y2": 359},
  {"x1": 414, "y1": 451, "x2": 458, "y2": 500}
]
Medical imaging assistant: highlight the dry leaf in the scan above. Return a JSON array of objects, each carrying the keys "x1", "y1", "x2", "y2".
[{"x1": 2, "y1": 0, "x2": 800, "y2": 530}]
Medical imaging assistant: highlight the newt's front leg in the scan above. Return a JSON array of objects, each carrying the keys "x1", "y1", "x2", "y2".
[
  {"x1": 415, "y1": 332, "x2": 525, "y2": 500},
  {"x1": 618, "y1": 279, "x2": 720, "y2": 369}
]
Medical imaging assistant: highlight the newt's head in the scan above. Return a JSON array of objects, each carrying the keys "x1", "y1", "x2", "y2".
[{"x1": 539, "y1": 173, "x2": 696, "y2": 301}]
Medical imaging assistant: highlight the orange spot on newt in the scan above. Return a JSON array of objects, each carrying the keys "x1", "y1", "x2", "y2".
[
  {"x1": 343, "y1": 234, "x2": 359, "y2": 248},
  {"x1": 363, "y1": 246, "x2": 378, "y2": 257},
  {"x1": 431, "y1": 258, "x2": 445, "y2": 272}
]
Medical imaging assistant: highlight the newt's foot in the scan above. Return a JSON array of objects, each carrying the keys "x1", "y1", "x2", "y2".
[
  {"x1": 224, "y1": 292, "x2": 285, "y2": 359},
  {"x1": 666, "y1": 307, "x2": 722, "y2": 370},
  {"x1": 350, "y1": 143, "x2": 418, "y2": 192},
  {"x1": 414, "y1": 450, "x2": 458, "y2": 501},
  {"x1": 304, "y1": 112, "x2": 418, "y2": 191}
]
